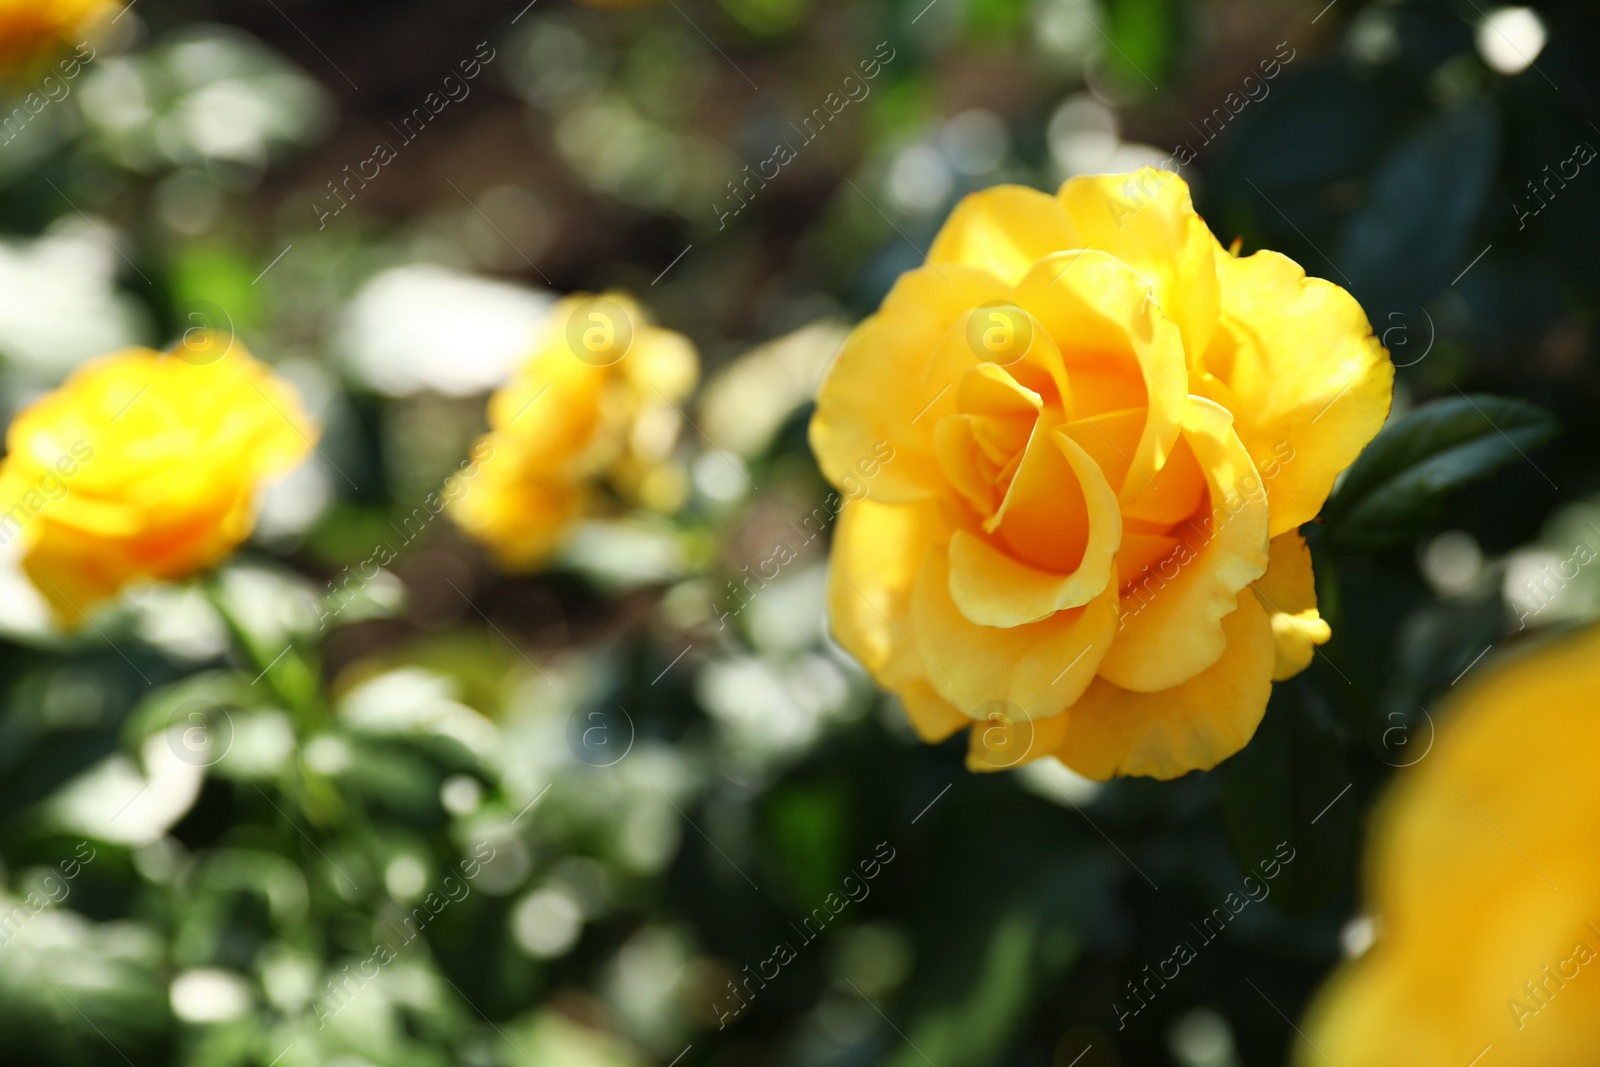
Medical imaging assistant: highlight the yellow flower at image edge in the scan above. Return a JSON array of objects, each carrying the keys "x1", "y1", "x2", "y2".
[
  {"x1": 451, "y1": 292, "x2": 698, "y2": 568},
  {"x1": 809, "y1": 168, "x2": 1392, "y2": 779},
  {"x1": 0, "y1": 334, "x2": 315, "y2": 619},
  {"x1": 1300, "y1": 626, "x2": 1600, "y2": 1066},
  {"x1": 0, "y1": 0, "x2": 111, "y2": 76}
]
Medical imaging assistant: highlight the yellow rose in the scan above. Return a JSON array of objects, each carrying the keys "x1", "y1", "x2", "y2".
[
  {"x1": 1299, "y1": 626, "x2": 1600, "y2": 1066},
  {"x1": 0, "y1": 333, "x2": 315, "y2": 619},
  {"x1": 0, "y1": 0, "x2": 110, "y2": 78},
  {"x1": 451, "y1": 292, "x2": 698, "y2": 568},
  {"x1": 810, "y1": 168, "x2": 1391, "y2": 779}
]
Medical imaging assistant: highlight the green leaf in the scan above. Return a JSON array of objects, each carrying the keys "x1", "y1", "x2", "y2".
[
  {"x1": 765, "y1": 782, "x2": 850, "y2": 908},
  {"x1": 0, "y1": 913, "x2": 170, "y2": 1063},
  {"x1": 963, "y1": 0, "x2": 1029, "y2": 42},
  {"x1": 1220, "y1": 683, "x2": 1353, "y2": 916},
  {"x1": 717, "y1": 0, "x2": 810, "y2": 38},
  {"x1": 1325, "y1": 394, "x2": 1559, "y2": 552},
  {"x1": 887, "y1": 841, "x2": 1109, "y2": 1067},
  {"x1": 888, "y1": 910, "x2": 1053, "y2": 1067},
  {"x1": 1102, "y1": 0, "x2": 1174, "y2": 90},
  {"x1": 1338, "y1": 101, "x2": 1499, "y2": 306}
]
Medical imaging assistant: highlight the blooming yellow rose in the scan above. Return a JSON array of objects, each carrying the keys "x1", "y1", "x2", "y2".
[
  {"x1": 810, "y1": 168, "x2": 1391, "y2": 779},
  {"x1": 451, "y1": 292, "x2": 698, "y2": 568},
  {"x1": 0, "y1": 333, "x2": 315, "y2": 619},
  {"x1": 1299, "y1": 625, "x2": 1600, "y2": 1066},
  {"x1": 0, "y1": 0, "x2": 111, "y2": 77}
]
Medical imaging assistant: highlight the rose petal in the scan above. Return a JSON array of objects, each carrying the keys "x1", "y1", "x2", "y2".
[
  {"x1": 1058, "y1": 405, "x2": 1143, "y2": 493},
  {"x1": 448, "y1": 444, "x2": 586, "y2": 569},
  {"x1": 1251, "y1": 529, "x2": 1332, "y2": 681},
  {"x1": 1054, "y1": 590, "x2": 1275, "y2": 781},
  {"x1": 1116, "y1": 532, "x2": 1181, "y2": 586},
  {"x1": 910, "y1": 543, "x2": 1119, "y2": 718},
  {"x1": 898, "y1": 681, "x2": 972, "y2": 743},
  {"x1": 811, "y1": 266, "x2": 1013, "y2": 504},
  {"x1": 966, "y1": 705, "x2": 1073, "y2": 773},
  {"x1": 929, "y1": 184, "x2": 1081, "y2": 286},
  {"x1": 826, "y1": 497, "x2": 945, "y2": 690},
  {"x1": 933, "y1": 416, "x2": 1002, "y2": 518},
  {"x1": 1119, "y1": 432, "x2": 1206, "y2": 527},
  {"x1": 1012, "y1": 250, "x2": 1188, "y2": 504},
  {"x1": 1098, "y1": 395, "x2": 1269, "y2": 691},
  {"x1": 948, "y1": 431, "x2": 1121, "y2": 627},
  {"x1": 1058, "y1": 167, "x2": 1222, "y2": 362},
  {"x1": 1197, "y1": 248, "x2": 1392, "y2": 537},
  {"x1": 1303, "y1": 626, "x2": 1600, "y2": 1066}
]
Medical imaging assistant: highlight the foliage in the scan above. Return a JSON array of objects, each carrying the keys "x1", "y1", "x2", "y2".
[{"x1": 0, "y1": 1, "x2": 1596, "y2": 1066}]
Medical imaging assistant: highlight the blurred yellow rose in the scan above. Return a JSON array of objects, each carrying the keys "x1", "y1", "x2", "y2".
[
  {"x1": 0, "y1": 0, "x2": 111, "y2": 77},
  {"x1": 451, "y1": 292, "x2": 698, "y2": 568},
  {"x1": 1300, "y1": 625, "x2": 1600, "y2": 1065},
  {"x1": 810, "y1": 168, "x2": 1391, "y2": 778},
  {"x1": 0, "y1": 333, "x2": 315, "y2": 619}
]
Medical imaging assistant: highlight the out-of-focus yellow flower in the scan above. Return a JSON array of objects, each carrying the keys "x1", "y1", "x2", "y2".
[
  {"x1": 810, "y1": 169, "x2": 1391, "y2": 779},
  {"x1": 451, "y1": 292, "x2": 698, "y2": 568},
  {"x1": 0, "y1": 0, "x2": 111, "y2": 78},
  {"x1": 0, "y1": 333, "x2": 315, "y2": 619},
  {"x1": 1300, "y1": 626, "x2": 1600, "y2": 1065}
]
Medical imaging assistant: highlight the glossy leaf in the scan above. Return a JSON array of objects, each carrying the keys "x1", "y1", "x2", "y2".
[
  {"x1": 1220, "y1": 683, "x2": 1354, "y2": 916},
  {"x1": 1325, "y1": 394, "x2": 1559, "y2": 552}
]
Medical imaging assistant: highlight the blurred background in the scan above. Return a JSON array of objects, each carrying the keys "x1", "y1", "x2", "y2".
[{"x1": 0, "y1": 0, "x2": 1597, "y2": 1064}]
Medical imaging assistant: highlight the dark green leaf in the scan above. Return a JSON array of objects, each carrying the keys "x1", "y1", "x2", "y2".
[
  {"x1": 764, "y1": 782, "x2": 849, "y2": 908},
  {"x1": 1211, "y1": 65, "x2": 1392, "y2": 196},
  {"x1": 1220, "y1": 684, "x2": 1353, "y2": 916},
  {"x1": 1339, "y1": 101, "x2": 1499, "y2": 307},
  {"x1": 1325, "y1": 394, "x2": 1559, "y2": 552},
  {"x1": 889, "y1": 857, "x2": 1104, "y2": 1067}
]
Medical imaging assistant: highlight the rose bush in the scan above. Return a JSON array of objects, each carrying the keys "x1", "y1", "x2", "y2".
[
  {"x1": 451, "y1": 292, "x2": 698, "y2": 567},
  {"x1": 0, "y1": 332, "x2": 314, "y2": 619},
  {"x1": 810, "y1": 167, "x2": 1392, "y2": 779}
]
